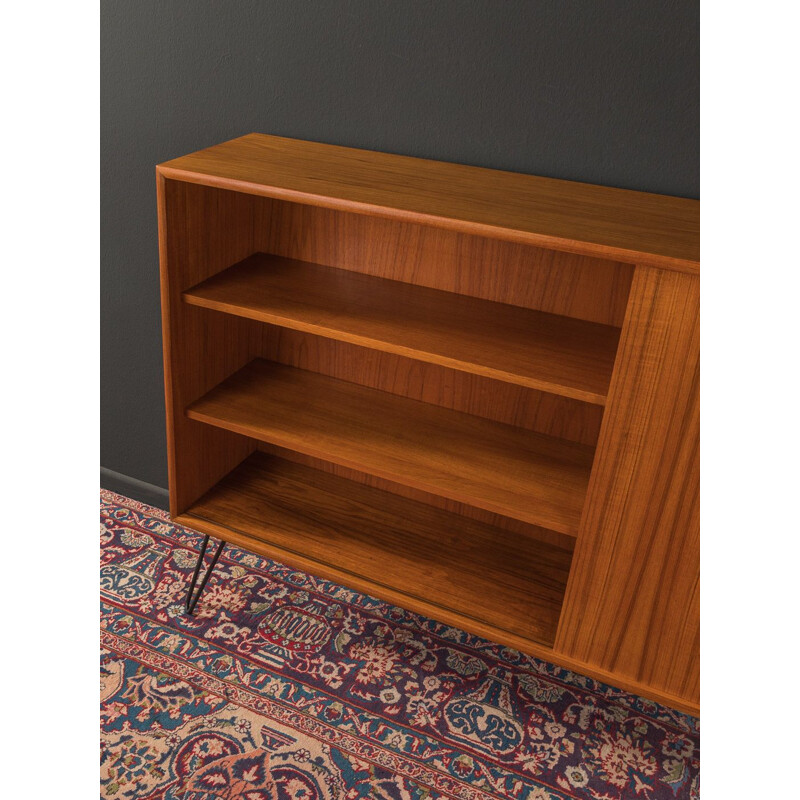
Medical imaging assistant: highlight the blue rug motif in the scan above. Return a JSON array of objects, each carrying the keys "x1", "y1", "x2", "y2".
[{"x1": 100, "y1": 490, "x2": 699, "y2": 799}]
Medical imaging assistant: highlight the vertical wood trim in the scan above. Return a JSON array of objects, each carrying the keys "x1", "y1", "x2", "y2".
[
  {"x1": 554, "y1": 265, "x2": 699, "y2": 704},
  {"x1": 156, "y1": 171, "x2": 180, "y2": 517},
  {"x1": 157, "y1": 177, "x2": 264, "y2": 515}
]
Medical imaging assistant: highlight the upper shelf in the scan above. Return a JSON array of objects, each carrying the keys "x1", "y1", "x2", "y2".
[
  {"x1": 184, "y1": 254, "x2": 620, "y2": 405},
  {"x1": 158, "y1": 133, "x2": 699, "y2": 274}
]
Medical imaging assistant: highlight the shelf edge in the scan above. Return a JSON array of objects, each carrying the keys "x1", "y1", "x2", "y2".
[
  {"x1": 177, "y1": 510, "x2": 559, "y2": 649},
  {"x1": 185, "y1": 401, "x2": 584, "y2": 537},
  {"x1": 182, "y1": 292, "x2": 610, "y2": 406},
  {"x1": 157, "y1": 164, "x2": 699, "y2": 275}
]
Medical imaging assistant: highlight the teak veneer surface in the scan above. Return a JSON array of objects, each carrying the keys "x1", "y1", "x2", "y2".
[
  {"x1": 252, "y1": 197, "x2": 635, "y2": 328},
  {"x1": 158, "y1": 178, "x2": 264, "y2": 514},
  {"x1": 158, "y1": 134, "x2": 699, "y2": 273},
  {"x1": 261, "y1": 327, "x2": 605, "y2": 447},
  {"x1": 181, "y1": 452, "x2": 573, "y2": 646},
  {"x1": 185, "y1": 359, "x2": 594, "y2": 535},
  {"x1": 184, "y1": 254, "x2": 620, "y2": 404},
  {"x1": 556, "y1": 267, "x2": 700, "y2": 706},
  {"x1": 158, "y1": 136, "x2": 700, "y2": 714},
  {"x1": 252, "y1": 441, "x2": 578, "y2": 553}
]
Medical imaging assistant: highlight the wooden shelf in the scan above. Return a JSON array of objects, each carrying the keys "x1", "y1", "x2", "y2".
[
  {"x1": 186, "y1": 359, "x2": 594, "y2": 536},
  {"x1": 158, "y1": 134, "x2": 700, "y2": 713},
  {"x1": 159, "y1": 133, "x2": 700, "y2": 273},
  {"x1": 178, "y1": 452, "x2": 573, "y2": 647},
  {"x1": 183, "y1": 254, "x2": 620, "y2": 405}
]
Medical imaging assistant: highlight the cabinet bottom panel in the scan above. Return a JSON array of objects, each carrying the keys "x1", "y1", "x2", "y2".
[{"x1": 178, "y1": 451, "x2": 573, "y2": 647}]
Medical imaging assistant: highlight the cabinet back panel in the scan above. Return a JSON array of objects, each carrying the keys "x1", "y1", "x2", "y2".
[
  {"x1": 260, "y1": 325, "x2": 603, "y2": 447},
  {"x1": 253, "y1": 440, "x2": 576, "y2": 552},
  {"x1": 253, "y1": 196, "x2": 633, "y2": 326}
]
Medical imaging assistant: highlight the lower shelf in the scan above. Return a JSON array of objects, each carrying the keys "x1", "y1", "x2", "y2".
[
  {"x1": 186, "y1": 359, "x2": 593, "y2": 535},
  {"x1": 177, "y1": 452, "x2": 573, "y2": 648}
]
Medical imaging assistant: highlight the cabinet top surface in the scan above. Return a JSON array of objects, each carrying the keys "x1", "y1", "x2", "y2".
[{"x1": 158, "y1": 133, "x2": 699, "y2": 273}]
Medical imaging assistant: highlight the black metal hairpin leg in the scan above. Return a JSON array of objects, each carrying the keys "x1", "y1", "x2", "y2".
[{"x1": 185, "y1": 535, "x2": 226, "y2": 615}]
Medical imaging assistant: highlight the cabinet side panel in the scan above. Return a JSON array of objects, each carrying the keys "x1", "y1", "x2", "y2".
[
  {"x1": 158, "y1": 177, "x2": 263, "y2": 514},
  {"x1": 554, "y1": 265, "x2": 699, "y2": 706},
  {"x1": 253, "y1": 197, "x2": 633, "y2": 327}
]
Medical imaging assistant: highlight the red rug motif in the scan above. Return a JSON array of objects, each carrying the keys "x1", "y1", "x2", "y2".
[{"x1": 100, "y1": 489, "x2": 699, "y2": 799}]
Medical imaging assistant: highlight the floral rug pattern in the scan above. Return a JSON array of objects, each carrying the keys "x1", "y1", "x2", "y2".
[{"x1": 100, "y1": 489, "x2": 699, "y2": 799}]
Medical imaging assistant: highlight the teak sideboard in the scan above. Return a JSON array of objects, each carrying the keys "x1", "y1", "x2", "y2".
[{"x1": 157, "y1": 134, "x2": 699, "y2": 716}]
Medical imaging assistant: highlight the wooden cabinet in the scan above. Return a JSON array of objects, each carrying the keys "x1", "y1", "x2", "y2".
[{"x1": 157, "y1": 134, "x2": 699, "y2": 715}]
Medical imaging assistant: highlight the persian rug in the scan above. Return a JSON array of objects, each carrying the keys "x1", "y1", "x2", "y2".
[{"x1": 100, "y1": 489, "x2": 699, "y2": 800}]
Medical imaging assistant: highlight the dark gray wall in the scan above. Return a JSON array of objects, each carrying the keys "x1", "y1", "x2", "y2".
[{"x1": 101, "y1": 0, "x2": 698, "y2": 507}]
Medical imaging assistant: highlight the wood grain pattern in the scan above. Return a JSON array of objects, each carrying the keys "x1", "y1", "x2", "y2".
[
  {"x1": 554, "y1": 266, "x2": 699, "y2": 705},
  {"x1": 183, "y1": 452, "x2": 573, "y2": 646},
  {"x1": 157, "y1": 177, "x2": 263, "y2": 515},
  {"x1": 158, "y1": 133, "x2": 699, "y2": 272},
  {"x1": 254, "y1": 196, "x2": 634, "y2": 327},
  {"x1": 180, "y1": 449, "x2": 698, "y2": 714},
  {"x1": 158, "y1": 137, "x2": 700, "y2": 714},
  {"x1": 185, "y1": 359, "x2": 595, "y2": 535},
  {"x1": 261, "y1": 327, "x2": 605, "y2": 447},
  {"x1": 184, "y1": 254, "x2": 620, "y2": 404},
  {"x1": 252, "y1": 441, "x2": 579, "y2": 553}
]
